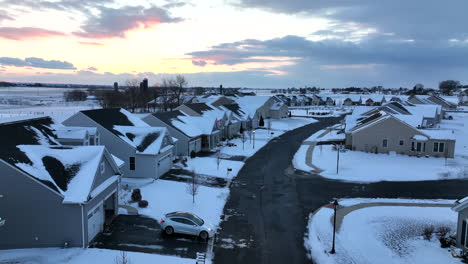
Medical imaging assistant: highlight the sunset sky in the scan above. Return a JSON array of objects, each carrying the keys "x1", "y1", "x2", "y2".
[{"x1": 0, "y1": 0, "x2": 467, "y2": 88}]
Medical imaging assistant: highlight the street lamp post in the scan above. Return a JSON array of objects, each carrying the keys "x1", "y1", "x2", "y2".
[
  {"x1": 334, "y1": 144, "x2": 340, "y2": 174},
  {"x1": 330, "y1": 199, "x2": 339, "y2": 254},
  {"x1": 252, "y1": 130, "x2": 256, "y2": 149}
]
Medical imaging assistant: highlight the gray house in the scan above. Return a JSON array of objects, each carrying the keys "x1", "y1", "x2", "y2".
[
  {"x1": 63, "y1": 108, "x2": 175, "y2": 178},
  {"x1": 53, "y1": 126, "x2": 99, "y2": 146},
  {"x1": 0, "y1": 117, "x2": 121, "y2": 249},
  {"x1": 345, "y1": 111, "x2": 455, "y2": 158},
  {"x1": 142, "y1": 110, "x2": 203, "y2": 156},
  {"x1": 453, "y1": 198, "x2": 468, "y2": 252}
]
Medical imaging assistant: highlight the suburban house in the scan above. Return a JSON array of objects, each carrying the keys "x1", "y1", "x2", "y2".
[
  {"x1": 452, "y1": 198, "x2": 468, "y2": 253},
  {"x1": 361, "y1": 102, "x2": 442, "y2": 128},
  {"x1": 142, "y1": 110, "x2": 203, "y2": 156},
  {"x1": 63, "y1": 108, "x2": 175, "y2": 179},
  {"x1": 344, "y1": 111, "x2": 455, "y2": 157},
  {"x1": 53, "y1": 126, "x2": 99, "y2": 146},
  {"x1": 408, "y1": 95, "x2": 457, "y2": 110},
  {"x1": 192, "y1": 95, "x2": 235, "y2": 107},
  {"x1": 458, "y1": 89, "x2": 468, "y2": 106},
  {"x1": 269, "y1": 97, "x2": 289, "y2": 119},
  {"x1": 0, "y1": 117, "x2": 121, "y2": 249},
  {"x1": 177, "y1": 103, "x2": 227, "y2": 141},
  {"x1": 363, "y1": 95, "x2": 387, "y2": 106},
  {"x1": 343, "y1": 95, "x2": 362, "y2": 106},
  {"x1": 320, "y1": 96, "x2": 335, "y2": 106}
]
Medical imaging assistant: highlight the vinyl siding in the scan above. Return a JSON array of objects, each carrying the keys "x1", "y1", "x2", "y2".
[{"x1": 0, "y1": 161, "x2": 83, "y2": 249}]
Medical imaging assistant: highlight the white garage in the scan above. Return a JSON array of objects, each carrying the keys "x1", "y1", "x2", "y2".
[
  {"x1": 158, "y1": 153, "x2": 172, "y2": 177},
  {"x1": 87, "y1": 203, "x2": 104, "y2": 243}
]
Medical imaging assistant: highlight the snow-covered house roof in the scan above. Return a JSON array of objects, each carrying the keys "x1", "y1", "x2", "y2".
[
  {"x1": 15, "y1": 145, "x2": 110, "y2": 203},
  {"x1": 344, "y1": 95, "x2": 362, "y2": 102},
  {"x1": 113, "y1": 126, "x2": 170, "y2": 154},
  {"x1": 80, "y1": 108, "x2": 172, "y2": 153},
  {"x1": 150, "y1": 110, "x2": 204, "y2": 138},
  {"x1": 0, "y1": 117, "x2": 120, "y2": 204},
  {"x1": 233, "y1": 96, "x2": 270, "y2": 119}
]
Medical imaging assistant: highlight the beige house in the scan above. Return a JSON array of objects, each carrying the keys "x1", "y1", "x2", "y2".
[
  {"x1": 345, "y1": 112, "x2": 455, "y2": 158},
  {"x1": 452, "y1": 198, "x2": 468, "y2": 253}
]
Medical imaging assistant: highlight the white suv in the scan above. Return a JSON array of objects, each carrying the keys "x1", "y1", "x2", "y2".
[{"x1": 160, "y1": 212, "x2": 215, "y2": 240}]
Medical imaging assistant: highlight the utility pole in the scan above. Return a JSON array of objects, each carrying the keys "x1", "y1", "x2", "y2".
[{"x1": 330, "y1": 199, "x2": 339, "y2": 254}]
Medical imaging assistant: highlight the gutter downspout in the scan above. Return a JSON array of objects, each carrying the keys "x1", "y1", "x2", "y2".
[{"x1": 81, "y1": 203, "x2": 86, "y2": 248}]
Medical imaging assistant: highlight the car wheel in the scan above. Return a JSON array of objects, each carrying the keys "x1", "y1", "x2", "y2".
[
  {"x1": 199, "y1": 231, "x2": 209, "y2": 240},
  {"x1": 165, "y1": 226, "x2": 174, "y2": 235}
]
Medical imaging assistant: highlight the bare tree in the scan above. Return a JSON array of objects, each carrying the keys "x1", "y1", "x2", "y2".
[
  {"x1": 115, "y1": 251, "x2": 131, "y2": 264},
  {"x1": 186, "y1": 170, "x2": 199, "y2": 204},
  {"x1": 216, "y1": 149, "x2": 221, "y2": 170},
  {"x1": 172, "y1": 75, "x2": 188, "y2": 106},
  {"x1": 125, "y1": 79, "x2": 140, "y2": 112}
]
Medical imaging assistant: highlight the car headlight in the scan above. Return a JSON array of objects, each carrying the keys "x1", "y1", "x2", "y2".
[{"x1": 207, "y1": 228, "x2": 212, "y2": 232}]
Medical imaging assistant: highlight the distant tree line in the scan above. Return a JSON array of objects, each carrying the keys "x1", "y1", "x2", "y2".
[
  {"x1": 98, "y1": 75, "x2": 190, "y2": 112},
  {"x1": 64, "y1": 89, "x2": 87, "y2": 101}
]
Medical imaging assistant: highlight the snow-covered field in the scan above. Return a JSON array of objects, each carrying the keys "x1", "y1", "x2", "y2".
[
  {"x1": 308, "y1": 145, "x2": 466, "y2": 182},
  {"x1": 305, "y1": 199, "x2": 459, "y2": 264},
  {"x1": 0, "y1": 87, "x2": 99, "y2": 123},
  {"x1": 0, "y1": 248, "x2": 192, "y2": 264}
]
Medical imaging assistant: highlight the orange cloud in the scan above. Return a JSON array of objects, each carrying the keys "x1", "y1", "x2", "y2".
[{"x1": 0, "y1": 27, "x2": 66, "y2": 40}]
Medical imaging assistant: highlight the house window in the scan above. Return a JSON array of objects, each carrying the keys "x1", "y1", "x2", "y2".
[
  {"x1": 399, "y1": 140, "x2": 404, "y2": 146},
  {"x1": 411, "y1": 142, "x2": 415, "y2": 151},
  {"x1": 100, "y1": 162, "x2": 105, "y2": 174},
  {"x1": 129, "y1": 157, "x2": 135, "y2": 170},
  {"x1": 433, "y1": 142, "x2": 445, "y2": 153},
  {"x1": 382, "y1": 139, "x2": 388, "y2": 148}
]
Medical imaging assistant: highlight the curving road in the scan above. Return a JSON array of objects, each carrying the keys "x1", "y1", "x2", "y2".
[{"x1": 213, "y1": 117, "x2": 468, "y2": 264}]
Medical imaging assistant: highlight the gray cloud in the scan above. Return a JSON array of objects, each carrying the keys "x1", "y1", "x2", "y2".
[
  {"x1": 0, "y1": 10, "x2": 14, "y2": 22},
  {"x1": 235, "y1": 0, "x2": 468, "y2": 41},
  {"x1": 86, "y1": 66, "x2": 98, "y2": 71},
  {"x1": 186, "y1": 34, "x2": 468, "y2": 87},
  {"x1": 73, "y1": 5, "x2": 182, "y2": 38},
  {"x1": 192, "y1": 60, "x2": 207, "y2": 67},
  {"x1": 0, "y1": 57, "x2": 76, "y2": 70},
  {"x1": 1, "y1": 0, "x2": 112, "y2": 13}
]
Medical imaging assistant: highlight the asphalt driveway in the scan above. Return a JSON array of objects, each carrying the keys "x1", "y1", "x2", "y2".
[
  {"x1": 212, "y1": 116, "x2": 468, "y2": 264},
  {"x1": 91, "y1": 215, "x2": 208, "y2": 259}
]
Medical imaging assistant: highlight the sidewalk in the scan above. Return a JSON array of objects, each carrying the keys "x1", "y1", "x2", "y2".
[
  {"x1": 334, "y1": 202, "x2": 453, "y2": 230},
  {"x1": 303, "y1": 141, "x2": 323, "y2": 173}
]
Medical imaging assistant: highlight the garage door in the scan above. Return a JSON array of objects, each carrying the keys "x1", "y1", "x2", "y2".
[
  {"x1": 158, "y1": 154, "x2": 172, "y2": 177},
  {"x1": 87, "y1": 203, "x2": 104, "y2": 242}
]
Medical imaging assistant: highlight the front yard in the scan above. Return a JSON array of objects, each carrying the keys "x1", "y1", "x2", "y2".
[
  {"x1": 305, "y1": 199, "x2": 461, "y2": 264},
  {"x1": 304, "y1": 144, "x2": 467, "y2": 182}
]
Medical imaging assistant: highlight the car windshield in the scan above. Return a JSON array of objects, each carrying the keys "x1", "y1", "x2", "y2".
[{"x1": 189, "y1": 214, "x2": 204, "y2": 226}]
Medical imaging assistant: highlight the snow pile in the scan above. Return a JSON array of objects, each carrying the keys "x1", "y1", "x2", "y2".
[
  {"x1": 305, "y1": 199, "x2": 459, "y2": 264},
  {"x1": 16, "y1": 145, "x2": 105, "y2": 203}
]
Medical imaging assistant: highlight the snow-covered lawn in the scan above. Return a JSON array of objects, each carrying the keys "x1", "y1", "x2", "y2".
[
  {"x1": 220, "y1": 117, "x2": 317, "y2": 157},
  {"x1": 305, "y1": 199, "x2": 460, "y2": 264},
  {"x1": 184, "y1": 157, "x2": 244, "y2": 179},
  {"x1": 0, "y1": 103, "x2": 98, "y2": 123},
  {"x1": 308, "y1": 145, "x2": 466, "y2": 182},
  {"x1": 121, "y1": 178, "x2": 229, "y2": 227},
  {"x1": 0, "y1": 248, "x2": 192, "y2": 264}
]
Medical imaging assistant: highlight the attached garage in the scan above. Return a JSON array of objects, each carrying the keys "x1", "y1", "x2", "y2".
[
  {"x1": 158, "y1": 153, "x2": 172, "y2": 177},
  {"x1": 87, "y1": 203, "x2": 104, "y2": 243}
]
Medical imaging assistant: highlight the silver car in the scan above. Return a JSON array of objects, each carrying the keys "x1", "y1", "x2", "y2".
[{"x1": 160, "y1": 212, "x2": 215, "y2": 240}]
